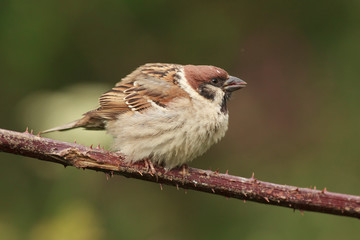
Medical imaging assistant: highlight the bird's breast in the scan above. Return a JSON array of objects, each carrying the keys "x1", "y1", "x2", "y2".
[{"x1": 106, "y1": 97, "x2": 229, "y2": 168}]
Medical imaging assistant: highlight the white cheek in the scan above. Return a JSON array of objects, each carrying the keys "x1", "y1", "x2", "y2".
[
  {"x1": 177, "y1": 71, "x2": 204, "y2": 101},
  {"x1": 177, "y1": 70, "x2": 225, "y2": 111}
]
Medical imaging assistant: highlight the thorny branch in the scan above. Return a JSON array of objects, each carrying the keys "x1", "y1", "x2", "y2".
[{"x1": 0, "y1": 128, "x2": 360, "y2": 219}]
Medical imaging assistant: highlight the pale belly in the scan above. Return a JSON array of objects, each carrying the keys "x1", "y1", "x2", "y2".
[{"x1": 106, "y1": 98, "x2": 229, "y2": 168}]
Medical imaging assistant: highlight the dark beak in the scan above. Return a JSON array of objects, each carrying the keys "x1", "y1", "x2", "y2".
[{"x1": 223, "y1": 76, "x2": 247, "y2": 92}]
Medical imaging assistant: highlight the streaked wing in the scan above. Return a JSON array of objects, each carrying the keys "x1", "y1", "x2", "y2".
[
  {"x1": 93, "y1": 63, "x2": 187, "y2": 120},
  {"x1": 99, "y1": 83, "x2": 151, "y2": 118}
]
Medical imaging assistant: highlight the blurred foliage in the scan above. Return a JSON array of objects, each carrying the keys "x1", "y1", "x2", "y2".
[{"x1": 1, "y1": 0, "x2": 360, "y2": 239}]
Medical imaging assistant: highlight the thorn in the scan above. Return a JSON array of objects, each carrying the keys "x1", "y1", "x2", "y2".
[
  {"x1": 250, "y1": 172, "x2": 257, "y2": 183},
  {"x1": 160, "y1": 184, "x2": 163, "y2": 190},
  {"x1": 321, "y1": 187, "x2": 327, "y2": 193},
  {"x1": 110, "y1": 171, "x2": 114, "y2": 178},
  {"x1": 105, "y1": 173, "x2": 110, "y2": 180},
  {"x1": 214, "y1": 168, "x2": 219, "y2": 174},
  {"x1": 225, "y1": 169, "x2": 229, "y2": 175},
  {"x1": 30, "y1": 129, "x2": 34, "y2": 135},
  {"x1": 137, "y1": 171, "x2": 143, "y2": 176},
  {"x1": 211, "y1": 188, "x2": 215, "y2": 193},
  {"x1": 264, "y1": 197, "x2": 270, "y2": 203},
  {"x1": 314, "y1": 186, "x2": 316, "y2": 190},
  {"x1": 97, "y1": 144, "x2": 101, "y2": 149},
  {"x1": 25, "y1": 127, "x2": 29, "y2": 133},
  {"x1": 74, "y1": 139, "x2": 77, "y2": 144},
  {"x1": 176, "y1": 184, "x2": 179, "y2": 190},
  {"x1": 90, "y1": 144, "x2": 93, "y2": 149},
  {"x1": 295, "y1": 187, "x2": 299, "y2": 192}
]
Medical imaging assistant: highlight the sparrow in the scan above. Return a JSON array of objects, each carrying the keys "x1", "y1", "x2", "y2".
[{"x1": 42, "y1": 63, "x2": 246, "y2": 169}]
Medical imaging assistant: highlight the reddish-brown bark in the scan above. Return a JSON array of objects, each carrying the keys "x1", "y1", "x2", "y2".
[{"x1": 1, "y1": 128, "x2": 359, "y2": 219}]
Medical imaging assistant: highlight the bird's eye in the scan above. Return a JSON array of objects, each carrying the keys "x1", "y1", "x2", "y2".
[{"x1": 211, "y1": 78, "x2": 218, "y2": 84}]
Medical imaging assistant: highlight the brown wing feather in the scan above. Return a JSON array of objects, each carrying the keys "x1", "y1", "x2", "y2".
[
  {"x1": 42, "y1": 63, "x2": 189, "y2": 133},
  {"x1": 88, "y1": 63, "x2": 188, "y2": 121}
]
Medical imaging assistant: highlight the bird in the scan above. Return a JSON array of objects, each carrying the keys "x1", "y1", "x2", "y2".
[{"x1": 42, "y1": 63, "x2": 247, "y2": 169}]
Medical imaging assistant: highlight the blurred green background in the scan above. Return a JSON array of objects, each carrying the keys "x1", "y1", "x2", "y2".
[{"x1": 1, "y1": 0, "x2": 360, "y2": 239}]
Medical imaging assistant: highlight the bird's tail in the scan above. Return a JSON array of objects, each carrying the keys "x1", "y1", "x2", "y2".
[
  {"x1": 41, "y1": 119, "x2": 83, "y2": 134},
  {"x1": 41, "y1": 112, "x2": 106, "y2": 134}
]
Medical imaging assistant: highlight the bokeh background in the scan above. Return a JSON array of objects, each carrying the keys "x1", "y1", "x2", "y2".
[{"x1": 1, "y1": 0, "x2": 360, "y2": 239}]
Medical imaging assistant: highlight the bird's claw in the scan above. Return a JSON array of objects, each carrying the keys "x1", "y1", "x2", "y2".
[
  {"x1": 144, "y1": 159, "x2": 157, "y2": 179},
  {"x1": 181, "y1": 164, "x2": 189, "y2": 184}
]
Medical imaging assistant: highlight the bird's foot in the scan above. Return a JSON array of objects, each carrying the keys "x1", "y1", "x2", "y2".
[
  {"x1": 181, "y1": 164, "x2": 189, "y2": 184},
  {"x1": 144, "y1": 158, "x2": 157, "y2": 177}
]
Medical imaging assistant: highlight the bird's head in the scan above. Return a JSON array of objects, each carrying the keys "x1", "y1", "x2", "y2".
[{"x1": 183, "y1": 65, "x2": 246, "y2": 112}]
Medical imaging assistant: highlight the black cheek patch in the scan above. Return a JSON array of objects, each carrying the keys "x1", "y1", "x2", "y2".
[
  {"x1": 198, "y1": 84, "x2": 216, "y2": 100},
  {"x1": 220, "y1": 92, "x2": 231, "y2": 113}
]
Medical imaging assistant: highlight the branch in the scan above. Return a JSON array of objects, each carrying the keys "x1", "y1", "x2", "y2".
[{"x1": 1, "y1": 128, "x2": 359, "y2": 219}]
